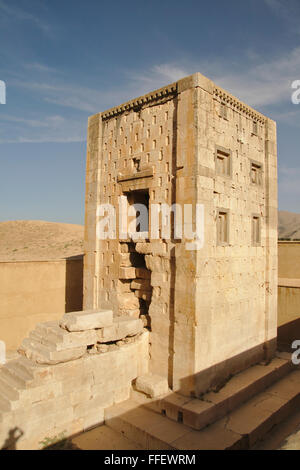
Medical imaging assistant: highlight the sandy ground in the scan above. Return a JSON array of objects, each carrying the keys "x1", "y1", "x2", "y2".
[
  {"x1": 0, "y1": 212, "x2": 298, "y2": 262},
  {"x1": 0, "y1": 220, "x2": 84, "y2": 261}
]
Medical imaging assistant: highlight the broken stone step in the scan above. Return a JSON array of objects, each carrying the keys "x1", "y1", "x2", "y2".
[
  {"x1": 29, "y1": 325, "x2": 97, "y2": 351},
  {"x1": 35, "y1": 321, "x2": 60, "y2": 336},
  {"x1": 155, "y1": 356, "x2": 292, "y2": 430},
  {"x1": 60, "y1": 309, "x2": 113, "y2": 332},
  {"x1": 0, "y1": 360, "x2": 34, "y2": 389},
  {"x1": 105, "y1": 399, "x2": 244, "y2": 450},
  {"x1": 135, "y1": 374, "x2": 169, "y2": 398},
  {"x1": 19, "y1": 338, "x2": 86, "y2": 365},
  {"x1": 0, "y1": 376, "x2": 20, "y2": 402},
  {"x1": 7, "y1": 356, "x2": 47, "y2": 384}
]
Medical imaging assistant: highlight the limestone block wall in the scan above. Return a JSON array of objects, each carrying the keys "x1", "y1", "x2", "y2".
[
  {"x1": 0, "y1": 257, "x2": 83, "y2": 351},
  {"x1": 84, "y1": 73, "x2": 278, "y2": 397},
  {"x1": 278, "y1": 242, "x2": 300, "y2": 279},
  {"x1": 190, "y1": 76, "x2": 278, "y2": 393},
  {"x1": 84, "y1": 83, "x2": 179, "y2": 386},
  {"x1": 277, "y1": 243, "x2": 300, "y2": 348},
  {"x1": 0, "y1": 330, "x2": 149, "y2": 450}
]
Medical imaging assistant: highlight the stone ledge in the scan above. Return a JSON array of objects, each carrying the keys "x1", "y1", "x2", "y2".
[{"x1": 60, "y1": 309, "x2": 113, "y2": 332}]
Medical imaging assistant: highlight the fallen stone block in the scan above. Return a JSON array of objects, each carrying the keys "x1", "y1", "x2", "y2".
[
  {"x1": 60, "y1": 309, "x2": 113, "y2": 332},
  {"x1": 31, "y1": 322, "x2": 97, "y2": 350},
  {"x1": 97, "y1": 317, "x2": 143, "y2": 343},
  {"x1": 135, "y1": 374, "x2": 169, "y2": 398},
  {"x1": 19, "y1": 338, "x2": 86, "y2": 365}
]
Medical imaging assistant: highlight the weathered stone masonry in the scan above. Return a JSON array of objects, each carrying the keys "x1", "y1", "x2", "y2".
[
  {"x1": 0, "y1": 72, "x2": 278, "y2": 449},
  {"x1": 84, "y1": 72, "x2": 278, "y2": 397}
]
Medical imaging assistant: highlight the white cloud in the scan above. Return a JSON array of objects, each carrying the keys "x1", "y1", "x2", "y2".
[
  {"x1": 134, "y1": 46, "x2": 300, "y2": 111},
  {"x1": 5, "y1": 43, "x2": 300, "y2": 143},
  {"x1": 0, "y1": 0, "x2": 50, "y2": 34},
  {"x1": 0, "y1": 113, "x2": 85, "y2": 143}
]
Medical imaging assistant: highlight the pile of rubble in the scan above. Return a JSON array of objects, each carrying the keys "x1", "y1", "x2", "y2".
[{"x1": 19, "y1": 310, "x2": 144, "y2": 365}]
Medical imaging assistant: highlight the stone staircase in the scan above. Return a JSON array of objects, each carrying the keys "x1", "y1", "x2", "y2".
[
  {"x1": 0, "y1": 309, "x2": 147, "y2": 449},
  {"x1": 72, "y1": 352, "x2": 300, "y2": 450}
]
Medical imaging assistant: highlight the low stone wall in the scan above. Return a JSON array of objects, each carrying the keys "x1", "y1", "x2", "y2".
[
  {"x1": 0, "y1": 327, "x2": 149, "y2": 450},
  {"x1": 277, "y1": 242, "x2": 300, "y2": 349},
  {"x1": 278, "y1": 278, "x2": 300, "y2": 350},
  {"x1": 0, "y1": 257, "x2": 83, "y2": 351},
  {"x1": 278, "y1": 242, "x2": 300, "y2": 279}
]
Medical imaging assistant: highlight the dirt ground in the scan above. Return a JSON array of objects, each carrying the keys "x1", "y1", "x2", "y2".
[{"x1": 0, "y1": 220, "x2": 84, "y2": 261}]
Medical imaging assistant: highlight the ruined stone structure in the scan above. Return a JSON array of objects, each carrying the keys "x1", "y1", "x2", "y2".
[
  {"x1": 0, "y1": 72, "x2": 284, "y2": 450},
  {"x1": 84, "y1": 72, "x2": 278, "y2": 396}
]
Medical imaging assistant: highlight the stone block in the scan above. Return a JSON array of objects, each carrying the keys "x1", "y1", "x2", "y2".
[
  {"x1": 33, "y1": 323, "x2": 97, "y2": 350},
  {"x1": 118, "y1": 293, "x2": 140, "y2": 310},
  {"x1": 116, "y1": 280, "x2": 132, "y2": 293},
  {"x1": 131, "y1": 279, "x2": 151, "y2": 291},
  {"x1": 19, "y1": 338, "x2": 86, "y2": 365},
  {"x1": 60, "y1": 309, "x2": 113, "y2": 332},
  {"x1": 135, "y1": 374, "x2": 169, "y2": 398},
  {"x1": 97, "y1": 317, "x2": 143, "y2": 343},
  {"x1": 119, "y1": 267, "x2": 136, "y2": 279}
]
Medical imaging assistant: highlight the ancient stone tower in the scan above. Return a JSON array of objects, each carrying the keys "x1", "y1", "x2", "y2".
[{"x1": 83, "y1": 72, "x2": 278, "y2": 397}]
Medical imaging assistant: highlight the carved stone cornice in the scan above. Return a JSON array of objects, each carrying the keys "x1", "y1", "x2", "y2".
[
  {"x1": 101, "y1": 84, "x2": 177, "y2": 120},
  {"x1": 214, "y1": 86, "x2": 266, "y2": 124}
]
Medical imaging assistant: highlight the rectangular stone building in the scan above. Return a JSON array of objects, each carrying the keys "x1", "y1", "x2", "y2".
[{"x1": 83, "y1": 72, "x2": 278, "y2": 397}]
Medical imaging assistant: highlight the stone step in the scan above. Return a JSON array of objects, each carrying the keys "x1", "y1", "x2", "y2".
[
  {"x1": 0, "y1": 360, "x2": 34, "y2": 389},
  {"x1": 19, "y1": 337, "x2": 86, "y2": 365},
  {"x1": 29, "y1": 324, "x2": 97, "y2": 351},
  {"x1": 70, "y1": 424, "x2": 143, "y2": 450},
  {"x1": 134, "y1": 356, "x2": 292, "y2": 431},
  {"x1": 7, "y1": 356, "x2": 47, "y2": 384},
  {"x1": 60, "y1": 309, "x2": 113, "y2": 332},
  {"x1": 105, "y1": 369, "x2": 300, "y2": 449},
  {"x1": 0, "y1": 375, "x2": 22, "y2": 401},
  {"x1": 215, "y1": 369, "x2": 300, "y2": 449},
  {"x1": 104, "y1": 399, "x2": 245, "y2": 450}
]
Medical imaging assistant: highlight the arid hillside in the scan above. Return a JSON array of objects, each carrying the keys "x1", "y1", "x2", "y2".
[
  {"x1": 0, "y1": 220, "x2": 84, "y2": 261},
  {"x1": 278, "y1": 211, "x2": 300, "y2": 240},
  {"x1": 0, "y1": 212, "x2": 298, "y2": 262}
]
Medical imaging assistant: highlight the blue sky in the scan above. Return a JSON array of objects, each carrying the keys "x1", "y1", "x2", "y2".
[{"x1": 0, "y1": 0, "x2": 300, "y2": 224}]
